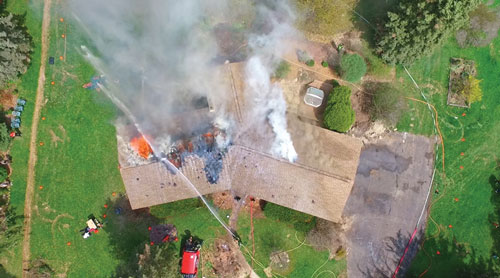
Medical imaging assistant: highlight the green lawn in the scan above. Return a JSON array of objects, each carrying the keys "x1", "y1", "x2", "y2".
[
  {"x1": 396, "y1": 35, "x2": 500, "y2": 277},
  {"x1": 2, "y1": 1, "x2": 44, "y2": 276},
  {"x1": 237, "y1": 211, "x2": 346, "y2": 278},
  {"x1": 23, "y1": 2, "x2": 130, "y2": 277}
]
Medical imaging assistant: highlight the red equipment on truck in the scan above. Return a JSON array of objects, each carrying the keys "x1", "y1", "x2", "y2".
[{"x1": 181, "y1": 236, "x2": 202, "y2": 278}]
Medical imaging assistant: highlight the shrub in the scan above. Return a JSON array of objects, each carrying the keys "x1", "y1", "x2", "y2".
[
  {"x1": 305, "y1": 59, "x2": 315, "y2": 67},
  {"x1": 339, "y1": 54, "x2": 367, "y2": 82},
  {"x1": 323, "y1": 86, "x2": 355, "y2": 133},
  {"x1": 321, "y1": 61, "x2": 329, "y2": 67},
  {"x1": 0, "y1": 13, "x2": 34, "y2": 87},
  {"x1": 461, "y1": 75, "x2": 482, "y2": 104},
  {"x1": 262, "y1": 202, "x2": 316, "y2": 233},
  {"x1": 0, "y1": 167, "x2": 7, "y2": 183},
  {"x1": 0, "y1": 123, "x2": 10, "y2": 152},
  {"x1": 296, "y1": 0, "x2": 358, "y2": 36},
  {"x1": 273, "y1": 60, "x2": 290, "y2": 79},
  {"x1": 369, "y1": 82, "x2": 406, "y2": 126}
]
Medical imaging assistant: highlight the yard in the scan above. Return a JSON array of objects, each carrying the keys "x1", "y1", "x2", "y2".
[
  {"x1": 1, "y1": 1, "x2": 348, "y2": 277},
  {"x1": 396, "y1": 26, "x2": 500, "y2": 278}
]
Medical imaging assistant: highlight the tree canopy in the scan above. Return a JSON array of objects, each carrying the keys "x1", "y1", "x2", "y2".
[
  {"x1": 0, "y1": 122, "x2": 10, "y2": 151},
  {"x1": 339, "y1": 53, "x2": 367, "y2": 82},
  {"x1": 323, "y1": 85, "x2": 355, "y2": 133},
  {"x1": 0, "y1": 12, "x2": 33, "y2": 87},
  {"x1": 376, "y1": 0, "x2": 481, "y2": 65},
  {"x1": 295, "y1": 0, "x2": 357, "y2": 36}
]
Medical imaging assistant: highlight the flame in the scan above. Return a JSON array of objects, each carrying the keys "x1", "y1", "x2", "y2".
[{"x1": 130, "y1": 135, "x2": 152, "y2": 159}]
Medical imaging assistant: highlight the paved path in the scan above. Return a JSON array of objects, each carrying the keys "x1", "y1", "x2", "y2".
[
  {"x1": 22, "y1": 0, "x2": 52, "y2": 275},
  {"x1": 343, "y1": 133, "x2": 435, "y2": 278}
]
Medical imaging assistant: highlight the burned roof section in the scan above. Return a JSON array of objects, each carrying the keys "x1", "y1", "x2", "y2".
[{"x1": 120, "y1": 62, "x2": 362, "y2": 223}]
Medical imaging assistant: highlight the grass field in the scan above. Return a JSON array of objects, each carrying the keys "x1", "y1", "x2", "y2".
[
  {"x1": 1, "y1": 1, "x2": 346, "y2": 277},
  {"x1": 348, "y1": 0, "x2": 500, "y2": 276},
  {"x1": 2, "y1": 1, "x2": 44, "y2": 276},
  {"x1": 397, "y1": 34, "x2": 500, "y2": 276}
]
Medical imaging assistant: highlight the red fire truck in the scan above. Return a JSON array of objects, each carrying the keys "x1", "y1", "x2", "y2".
[{"x1": 181, "y1": 237, "x2": 201, "y2": 278}]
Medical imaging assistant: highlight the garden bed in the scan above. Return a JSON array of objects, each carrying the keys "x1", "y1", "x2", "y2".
[{"x1": 447, "y1": 58, "x2": 476, "y2": 108}]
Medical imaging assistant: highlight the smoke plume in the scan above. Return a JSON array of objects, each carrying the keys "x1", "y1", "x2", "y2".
[{"x1": 69, "y1": 0, "x2": 299, "y2": 162}]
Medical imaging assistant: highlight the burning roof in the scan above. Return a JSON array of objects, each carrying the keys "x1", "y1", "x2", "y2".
[
  {"x1": 119, "y1": 63, "x2": 363, "y2": 223},
  {"x1": 130, "y1": 135, "x2": 153, "y2": 159}
]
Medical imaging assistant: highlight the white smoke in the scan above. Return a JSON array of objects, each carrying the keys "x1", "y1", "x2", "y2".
[
  {"x1": 243, "y1": 1, "x2": 299, "y2": 162},
  {"x1": 245, "y1": 57, "x2": 297, "y2": 162},
  {"x1": 70, "y1": 0, "x2": 300, "y2": 162}
]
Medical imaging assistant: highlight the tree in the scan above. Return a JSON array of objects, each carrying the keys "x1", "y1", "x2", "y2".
[
  {"x1": 323, "y1": 86, "x2": 355, "y2": 133},
  {"x1": 0, "y1": 12, "x2": 33, "y2": 87},
  {"x1": 0, "y1": 167, "x2": 7, "y2": 182},
  {"x1": 0, "y1": 123, "x2": 10, "y2": 151},
  {"x1": 339, "y1": 53, "x2": 367, "y2": 82},
  {"x1": 461, "y1": 75, "x2": 482, "y2": 104},
  {"x1": 26, "y1": 259, "x2": 55, "y2": 278},
  {"x1": 376, "y1": 0, "x2": 481, "y2": 65},
  {"x1": 295, "y1": 0, "x2": 357, "y2": 36},
  {"x1": 132, "y1": 243, "x2": 179, "y2": 278},
  {"x1": 273, "y1": 60, "x2": 290, "y2": 79}
]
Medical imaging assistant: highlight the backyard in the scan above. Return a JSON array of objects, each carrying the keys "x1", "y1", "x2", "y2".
[
  {"x1": 397, "y1": 33, "x2": 500, "y2": 276},
  {"x1": 0, "y1": 1, "x2": 347, "y2": 277},
  {"x1": 2, "y1": 0, "x2": 500, "y2": 277}
]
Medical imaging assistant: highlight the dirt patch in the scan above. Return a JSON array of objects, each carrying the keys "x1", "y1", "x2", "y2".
[
  {"x1": 204, "y1": 237, "x2": 257, "y2": 278},
  {"x1": 0, "y1": 87, "x2": 18, "y2": 111},
  {"x1": 269, "y1": 251, "x2": 290, "y2": 272},
  {"x1": 211, "y1": 191, "x2": 234, "y2": 210},
  {"x1": 240, "y1": 197, "x2": 264, "y2": 219},
  {"x1": 49, "y1": 130, "x2": 63, "y2": 147},
  {"x1": 350, "y1": 89, "x2": 371, "y2": 131}
]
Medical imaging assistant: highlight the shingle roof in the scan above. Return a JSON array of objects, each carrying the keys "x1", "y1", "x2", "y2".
[{"x1": 120, "y1": 63, "x2": 362, "y2": 222}]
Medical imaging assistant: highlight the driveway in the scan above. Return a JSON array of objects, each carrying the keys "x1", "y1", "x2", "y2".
[{"x1": 343, "y1": 132, "x2": 435, "y2": 278}]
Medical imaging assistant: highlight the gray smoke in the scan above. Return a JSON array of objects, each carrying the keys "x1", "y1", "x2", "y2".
[{"x1": 69, "y1": 0, "x2": 299, "y2": 162}]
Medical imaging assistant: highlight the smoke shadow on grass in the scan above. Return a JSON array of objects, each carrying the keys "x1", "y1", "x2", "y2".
[{"x1": 101, "y1": 194, "x2": 160, "y2": 277}]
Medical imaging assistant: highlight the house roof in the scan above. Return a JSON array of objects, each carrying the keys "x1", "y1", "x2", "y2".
[{"x1": 120, "y1": 62, "x2": 362, "y2": 222}]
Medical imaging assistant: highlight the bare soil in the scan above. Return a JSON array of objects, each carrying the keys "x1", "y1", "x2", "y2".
[
  {"x1": 203, "y1": 236, "x2": 258, "y2": 278},
  {"x1": 0, "y1": 87, "x2": 18, "y2": 111},
  {"x1": 211, "y1": 191, "x2": 234, "y2": 210}
]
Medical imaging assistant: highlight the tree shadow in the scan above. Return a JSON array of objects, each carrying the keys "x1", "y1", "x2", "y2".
[
  {"x1": 0, "y1": 204, "x2": 23, "y2": 253},
  {"x1": 356, "y1": 229, "x2": 424, "y2": 278},
  {"x1": 488, "y1": 173, "x2": 500, "y2": 273},
  {"x1": 101, "y1": 194, "x2": 160, "y2": 277},
  {"x1": 353, "y1": 0, "x2": 401, "y2": 47},
  {"x1": 359, "y1": 228, "x2": 496, "y2": 278},
  {"x1": 0, "y1": 264, "x2": 15, "y2": 278}
]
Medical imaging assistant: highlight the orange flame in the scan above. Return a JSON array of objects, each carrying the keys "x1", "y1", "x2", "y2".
[{"x1": 130, "y1": 135, "x2": 152, "y2": 159}]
